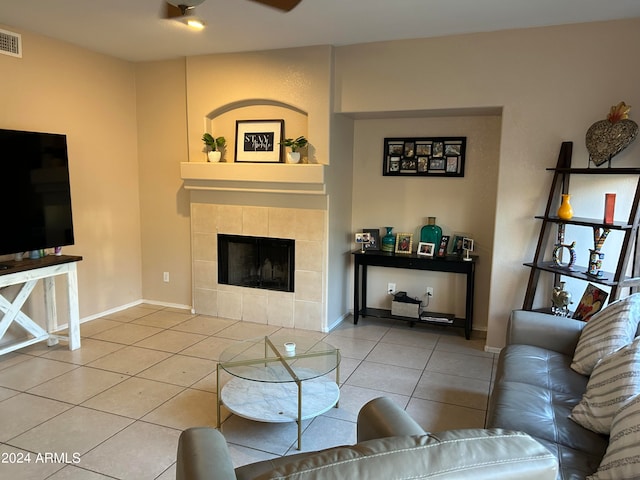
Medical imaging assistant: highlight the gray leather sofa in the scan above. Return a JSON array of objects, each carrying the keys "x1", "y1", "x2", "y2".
[
  {"x1": 176, "y1": 396, "x2": 557, "y2": 479},
  {"x1": 486, "y1": 309, "x2": 624, "y2": 479}
]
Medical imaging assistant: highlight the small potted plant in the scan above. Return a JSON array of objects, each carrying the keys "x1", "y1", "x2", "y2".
[
  {"x1": 281, "y1": 135, "x2": 308, "y2": 164},
  {"x1": 202, "y1": 133, "x2": 226, "y2": 162}
]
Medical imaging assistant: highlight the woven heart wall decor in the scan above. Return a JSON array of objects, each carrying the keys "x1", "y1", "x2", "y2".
[{"x1": 586, "y1": 102, "x2": 638, "y2": 166}]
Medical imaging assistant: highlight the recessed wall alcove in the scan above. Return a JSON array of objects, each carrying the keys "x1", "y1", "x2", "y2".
[
  {"x1": 200, "y1": 98, "x2": 312, "y2": 164},
  {"x1": 206, "y1": 98, "x2": 307, "y2": 121},
  {"x1": 182, "y1": 98, "x2": 326, "y2": 193},
  {"x1": 345, "y1": 106, "x2": 502, "y2": 334}
]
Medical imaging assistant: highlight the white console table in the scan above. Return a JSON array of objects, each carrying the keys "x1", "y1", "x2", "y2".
[{"x1": 0, "y1": 255, "x2": 82, "y2": 355}]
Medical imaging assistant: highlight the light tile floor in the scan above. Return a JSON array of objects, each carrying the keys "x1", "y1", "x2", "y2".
[{"x1": 0, "y1": 304, "x2": 496, "y2": 479}]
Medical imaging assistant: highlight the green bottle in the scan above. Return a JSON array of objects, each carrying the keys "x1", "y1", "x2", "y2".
[{"x1": 420, "y1": 217, "x2": 442, "y2": 247}]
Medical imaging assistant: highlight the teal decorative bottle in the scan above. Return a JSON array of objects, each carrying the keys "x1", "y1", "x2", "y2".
[
  {"x1": 420, "y1": 217, "x2": 442, "y2": 247},
  {"x1": 381, "y1": 227, "x2": 395, "y2": 252}
]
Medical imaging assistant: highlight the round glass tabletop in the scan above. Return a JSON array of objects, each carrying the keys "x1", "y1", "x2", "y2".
[{"x1": 218, "y1": 334, "x2": 340, "y2": 383}]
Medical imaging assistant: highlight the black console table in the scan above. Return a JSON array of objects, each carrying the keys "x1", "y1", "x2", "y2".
[{"x1": 352, "y1": 250, "x2": 476, "y2": 339}]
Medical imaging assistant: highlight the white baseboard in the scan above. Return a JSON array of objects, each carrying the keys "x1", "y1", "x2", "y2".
[
  {"x1": 79, "y1": 299, "x2": 145, "y2": 324},
  {"x1": 484, "y1": 345, "x2": 502, "y2": 354},
  {"x1": 78, "y1": 299, "x2": 192, "y2": 326},
  {"x1": 326, "y1": 313, "x2": 349, "y2": 332},
  {"x1": 140, "y1": 299, "x2": 192, "y2": 311}
]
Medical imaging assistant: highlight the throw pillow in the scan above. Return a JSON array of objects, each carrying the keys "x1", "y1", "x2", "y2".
[
  {"x1": 570, "y1": 337, "x2": 640, "y2": 434},
  {"x1": 571, "y1": 293, "x2": 640, "y2": 376},
  {"x1": 588, "y1": 394, "x2": 640, "y2": 480}
]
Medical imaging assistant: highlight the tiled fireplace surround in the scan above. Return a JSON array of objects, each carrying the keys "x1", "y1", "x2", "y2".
[{"x1": 191, "y1": 202, "x2": 327, "y2": 331}]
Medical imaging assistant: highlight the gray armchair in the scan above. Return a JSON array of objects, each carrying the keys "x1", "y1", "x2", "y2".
[{"x1": 176, "y1": 396, "x2": 557, "y2": 480}]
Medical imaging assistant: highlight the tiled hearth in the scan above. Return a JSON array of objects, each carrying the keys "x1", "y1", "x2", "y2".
[{"x1": 191, "y1": 203, "x2": 327, "y2": 331}]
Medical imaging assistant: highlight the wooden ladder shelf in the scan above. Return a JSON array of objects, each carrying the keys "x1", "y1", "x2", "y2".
[{"x1": 523, "y1": 141, "x2": 640, "y2": 310}]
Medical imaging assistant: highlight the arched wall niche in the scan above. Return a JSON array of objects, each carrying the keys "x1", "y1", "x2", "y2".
[
  {"x1": 204, "y1": 99, "x2": 310, "y2": 163},
  {"x1": 206, "y1": 99, "x2": 307, "y2": 118}
]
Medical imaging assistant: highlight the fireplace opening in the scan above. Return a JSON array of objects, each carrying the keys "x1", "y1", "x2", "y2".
[{"x1": 218, "y1": 234, "x2": 294, "y2": 292}]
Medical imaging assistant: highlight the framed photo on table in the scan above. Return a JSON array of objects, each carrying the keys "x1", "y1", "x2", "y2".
[
  {"x1": 355, "y1": 233, "x2": 371, "y2": 244},
  {"x1": 235, "y1": 119, "x2": 284, "y2": 163},
  {"x1": 450, "y1": 234, "x2": 466, "y2": 255},
  {"x1": 417, "y1": 242, "x2": 435, "y2": 257},
  {"x1": 437, "y1": 235, "x2": 450, "y2": 257},
  {"x1": 363, "y1": 228, "x2": 380, "y2": 250},
  {"x1": 355, "y1": 232, "x2": 371, "y2": 252},
  {"x1": 395, "y1": 233, "x2": 413, "y2": 254}
]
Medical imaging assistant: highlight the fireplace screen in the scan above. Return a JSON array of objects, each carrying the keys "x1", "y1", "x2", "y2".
[{"x1": 218, "y1": 234, "x2": 294, "y2": 292}]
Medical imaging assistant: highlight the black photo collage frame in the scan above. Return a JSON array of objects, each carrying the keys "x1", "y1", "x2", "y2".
[{"x1": 383, "y1": 137, "x2": 466, "y2": 177}]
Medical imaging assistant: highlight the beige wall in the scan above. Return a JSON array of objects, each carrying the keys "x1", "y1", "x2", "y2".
[
  {"x1": 184, "y1": 46, "x2": 333, "y2": 165},
  {"x1": 334, "y1": 18, "x2": 640, "y2": 348},
  {"x1": 0, "y1": 26, "x2": 142, "y2": 320},
  {"x1": 326, "y1": 113, "x2": 355, "y2": 328},
  {"x1": 136, "y1": 59, "x2": 192, "y2": 307}
]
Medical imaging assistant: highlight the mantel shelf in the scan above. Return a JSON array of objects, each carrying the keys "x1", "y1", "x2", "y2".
[{"x1": 180, "y1": 162, "x2": 327, "y2": 195}]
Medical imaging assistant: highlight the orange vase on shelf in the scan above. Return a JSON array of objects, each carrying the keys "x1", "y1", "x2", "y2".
[{"x1": 557, "y1": 194, "x2": 574, "y2": 220}]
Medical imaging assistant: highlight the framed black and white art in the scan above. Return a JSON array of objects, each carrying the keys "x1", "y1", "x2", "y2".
[{"x1": 235, "y1": 119, "x2": 284, "y2": 163}]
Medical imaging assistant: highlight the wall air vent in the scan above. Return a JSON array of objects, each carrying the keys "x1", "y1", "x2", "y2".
[{"x1": 0, "y1": 28, "x2": 22, "y2": 58}]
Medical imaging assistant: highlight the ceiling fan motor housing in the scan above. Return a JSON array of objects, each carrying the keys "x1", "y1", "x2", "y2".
[
  {"x1": 165, "y1": 0, "x2": 302, "y2": 17},
  {"x1": 167, "y1": 0, "x2": 205, "y2": 8}
]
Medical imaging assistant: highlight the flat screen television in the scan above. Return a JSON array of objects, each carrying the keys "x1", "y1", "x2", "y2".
[{"x1": 0, "y1": 129, "x2": 75, "y2": 257}]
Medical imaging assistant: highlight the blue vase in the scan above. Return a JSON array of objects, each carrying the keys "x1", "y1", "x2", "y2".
[
  {"x1": 381, "y1": 227, "x2": 395, "y2": 252},
  {"x1": 420, "y1": 217, "x2": 442, "y2": 247}
]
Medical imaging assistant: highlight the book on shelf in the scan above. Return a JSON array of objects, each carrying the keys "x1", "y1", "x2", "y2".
[
  {"x1": 420, "y1": 313, "x2": 454, "y2": 324},
  {"x1": 604, "y1": 193, "x2": 616, "y2": 224},
  {"x1": 573, "y1": 283, "x2": 609, "y2": 322}
]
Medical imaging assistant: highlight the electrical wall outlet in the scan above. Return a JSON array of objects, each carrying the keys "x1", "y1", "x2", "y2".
[
  {"x1": 387, "y1": 283, "x2": 396, "y2": 294},
  {"x1": 426, "y1": 286, "x2": 434, "y2": 297},
  {"x1": 163, "y1": 272, "x2": 170, "y2": 283}
]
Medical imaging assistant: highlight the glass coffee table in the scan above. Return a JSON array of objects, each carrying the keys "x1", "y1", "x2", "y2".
[{"x1": 217, "y1": 334, "x2": 340, "y2": 449}]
